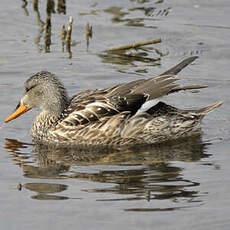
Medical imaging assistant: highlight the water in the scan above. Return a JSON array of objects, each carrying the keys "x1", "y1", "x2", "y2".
[{"x1": 0, "y1": 0, "x2": 230, "y2": 229}]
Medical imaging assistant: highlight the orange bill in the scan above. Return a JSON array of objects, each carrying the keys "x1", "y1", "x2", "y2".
[{"x1": 5, "y1": 103, "x2": 30, "y2": 123}]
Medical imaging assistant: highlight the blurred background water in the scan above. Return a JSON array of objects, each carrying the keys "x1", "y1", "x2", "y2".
[{"x1": 0, "y1": 0, "x2": 230, "y2": 229}]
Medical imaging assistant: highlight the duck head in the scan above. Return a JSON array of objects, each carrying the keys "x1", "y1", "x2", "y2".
[{"x1": 5, "y1": 71, "x2": 69, "y2": 123}]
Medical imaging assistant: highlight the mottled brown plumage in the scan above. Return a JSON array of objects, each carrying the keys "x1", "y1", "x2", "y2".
[{"x1": 5, "y1": 56, "x2": 222, "y2": 148}]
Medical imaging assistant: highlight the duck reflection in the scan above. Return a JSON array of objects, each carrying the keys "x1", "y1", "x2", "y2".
[{"x1": 5, "y1": 136, "x2": 209, "y2": 206}]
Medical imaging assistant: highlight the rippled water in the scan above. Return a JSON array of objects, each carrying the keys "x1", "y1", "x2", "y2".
[{"x1": 0, "y1": 0, "x2": 230, "y2": 229}]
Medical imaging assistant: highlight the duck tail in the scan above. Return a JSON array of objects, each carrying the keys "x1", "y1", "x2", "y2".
[{"x1": 198, "y1": 101, "x2": 223, "y2": 117}]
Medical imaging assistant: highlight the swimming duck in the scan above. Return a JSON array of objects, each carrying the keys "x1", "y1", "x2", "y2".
[{"x1": 5, "y1": 56, "x2": 222, "y2": 147}]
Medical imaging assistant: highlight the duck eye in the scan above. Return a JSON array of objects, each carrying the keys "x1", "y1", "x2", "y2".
[{"x1": 25, "y1": 84, "x2": 37, "y2": 92}]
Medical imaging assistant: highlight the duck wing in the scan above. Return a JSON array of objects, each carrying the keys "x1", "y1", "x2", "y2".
[
  {"x1": 58, "y1": 90, "x2": 146, "y2": 127},
  {"x1": 58, "y1": 56, "x2": 206, "y2": 128},
  {"x1": 58, "y1": 74, "x2": 179, "y2": 128}
]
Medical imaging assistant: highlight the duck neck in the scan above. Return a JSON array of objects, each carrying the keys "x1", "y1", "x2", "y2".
[
  {"x1": 31, "y1": 111, "x2": 62, "y2": 140},
  {"x1": 31, "y1": 89, "x2": 70, "y2": 140}
]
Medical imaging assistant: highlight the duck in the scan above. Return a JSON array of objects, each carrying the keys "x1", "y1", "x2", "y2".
[{"x1": 5, "y1": 56, "x2": 222, "y2": 148}]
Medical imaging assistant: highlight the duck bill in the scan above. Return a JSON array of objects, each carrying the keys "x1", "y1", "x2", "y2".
[{"x1": 5, "y1": 103, "x2": 30, "y2": 123}]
